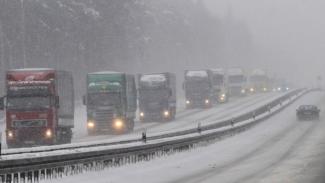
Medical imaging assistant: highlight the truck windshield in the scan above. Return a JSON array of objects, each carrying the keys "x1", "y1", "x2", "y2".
[
  {"x1": 213, "y1": 75, "x2": 224, "y2": 85},
  {"x1": 88, "y1": 92, "x2": 121, "y2": 106},
  {"x1": 229, "y1": 75, "x2": 245, "y2": 83},
  {"x1": 185, "y1": 80, "x2": 210, "y2": 91},
  {"x1": 7, "y1": 97, "x2": 51, "y2": 110},
  {"x1": 139, "y1": 89, "x2": 169, "y2": 102}
]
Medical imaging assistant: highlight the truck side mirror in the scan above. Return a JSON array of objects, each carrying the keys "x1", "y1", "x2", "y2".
[
  {"x1": 83, "y1": 95, "x2": 87, "y2": 105},
  {"x1": 0, "y1": 97, "x2": 5, "y2": 110},
  {"x1": 55, "y1": 96, "x2": 60, "y2": 108}
]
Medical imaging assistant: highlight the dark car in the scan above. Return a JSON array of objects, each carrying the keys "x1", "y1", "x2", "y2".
[{"x1": 296, "y1": 105, "x2": 320, "y2": 121}]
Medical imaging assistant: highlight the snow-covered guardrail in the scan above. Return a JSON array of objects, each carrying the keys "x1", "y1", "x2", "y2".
[{"x1": 0, "y1": 89, "x2": 307, "y2": 183}]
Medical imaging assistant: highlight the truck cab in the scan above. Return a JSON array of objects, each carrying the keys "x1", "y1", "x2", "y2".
[
  {"x1": 248, "y1": 69, "x2": 270, "y2": 93},
  {"x1": 184, "y1": 70, "x2": 213, "y2": 109},
  {"x1": 138, "y1": 73, "x2": 176, "y2": 122},
  {"x1": 210, "y1": 69, "x2": 229, "y2": 103},
  {"x1": 1, "y1": 68, "x2": 74, "y2": 148},
  {"x1": 84, "y1": 71, "x2": 137, "y2": 135},
  {"x1": 227, "y1": 68, "x2": 247, "y2": 97}
]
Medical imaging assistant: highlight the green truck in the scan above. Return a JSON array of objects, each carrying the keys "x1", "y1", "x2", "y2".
[{"x1": 83, "y1": 71, "x2": 137, "y2": 135}]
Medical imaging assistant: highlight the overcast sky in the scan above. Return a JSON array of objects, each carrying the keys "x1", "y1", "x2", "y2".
[{"x1": 204, "y1": 0, "x2": 325, "y2": 86}]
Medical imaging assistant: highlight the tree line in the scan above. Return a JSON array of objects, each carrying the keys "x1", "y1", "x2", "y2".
[{"x1": 0, "y1": 0, "x2": 253, "y2": 96}]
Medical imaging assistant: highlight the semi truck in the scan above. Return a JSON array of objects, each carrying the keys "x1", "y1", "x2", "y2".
[
  {"x1": 83, "y1": 71, "x2": 137, "y2": 135},
  {"x1": 227, "y1": 68, "x2": 247, "y2": 97},
  {"x1": 138, "y1": 73, "x2": 176, "y2": 122},
  {"x1": 183, "y1": 70, "x2": 213, "y2": 108},
  {"x1": 0, "y1": 68, "x2": 74, "y2": 148},
  {"x1": 248, "y1": 69, "x2": 270, "y2": 93},
  {"x1": 210, "y1": 69, "x2": 229, "y2": 103}
]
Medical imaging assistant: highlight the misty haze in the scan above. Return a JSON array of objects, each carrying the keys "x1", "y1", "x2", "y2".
[{"x1": 0, "y1": 1, "x2": 324, "y2": 183}]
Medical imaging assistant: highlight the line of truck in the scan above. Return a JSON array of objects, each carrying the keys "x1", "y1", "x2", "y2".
[{"x1": 0, "y1": 68, "x2": 289, "y2": 148}]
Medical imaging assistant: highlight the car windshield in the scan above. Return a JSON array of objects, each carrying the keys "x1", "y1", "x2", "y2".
[{"x1": 7, "y1": 97, "x2": 51, "y2": 110}]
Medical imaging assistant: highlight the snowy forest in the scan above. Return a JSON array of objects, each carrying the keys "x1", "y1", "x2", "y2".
[{"x1": 0, "y1": 0, "x2": 253, "y2": 96}]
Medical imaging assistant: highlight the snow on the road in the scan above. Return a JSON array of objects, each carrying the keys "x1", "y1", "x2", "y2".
[
  {"x1": 44, "y1": 92, "x2": 325, "y2": 183},
  {"x1": 72, "y1": 92, "x2": 280, "y2": 144},
  {"x1": 1, "y1": 92, "x2": 281, "y2": 154}
]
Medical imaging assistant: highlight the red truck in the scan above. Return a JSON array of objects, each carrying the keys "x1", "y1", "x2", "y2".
[{"x1": 0, "y1": 68, "x2": 74, "y2": 148}]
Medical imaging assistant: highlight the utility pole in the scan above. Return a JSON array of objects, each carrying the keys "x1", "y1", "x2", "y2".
[{"x1": 21, "y1": 0, "x2": 27, "y2": 68}]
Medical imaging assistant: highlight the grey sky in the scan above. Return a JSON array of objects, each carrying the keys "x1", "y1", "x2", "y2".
[{"x1": 204, "y1": 0, "x2": 325, "y2": 86}]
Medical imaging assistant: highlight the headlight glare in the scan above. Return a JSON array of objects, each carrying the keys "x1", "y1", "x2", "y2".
[
  {"x1": 114, "y1": 119, "x2": 124, "y2": 129},
  {"x1": 45, "y1": 129, "x2": 52, "y2": 138}
]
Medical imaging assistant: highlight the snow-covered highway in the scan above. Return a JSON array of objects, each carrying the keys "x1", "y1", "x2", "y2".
[
  {"x1": 45, "y1": 91, "x2": 325, "y2": 183},
  {"x1": 72, "y1": 92, "x2": 282, "y2": 144}
]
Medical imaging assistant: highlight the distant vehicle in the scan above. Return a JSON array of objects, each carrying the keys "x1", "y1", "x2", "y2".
[
  {"x1": 0, "y1": 68, "x2": 74, "y2": 148},
  {"x1": 210, "y1": 69, "x2": 228, "y2": 103},
  {"x1": 183, "y1": 70, "x2": 213, "y2": 108},
  {"x1": 296, "y1": 105, "x2": 320, "y2": 121},
  {"x1": 227, "y1": 68, "x2": 248, "y2": 97},
  {"x1": 138, "y1": 73, "x2": 176, "y2": 122},
  {"x1": 248, "y1": 69, "x2": 270, "y2": 93},
  {"x1": 83, "y1": 71, "x2": 137, "y2": 135}
]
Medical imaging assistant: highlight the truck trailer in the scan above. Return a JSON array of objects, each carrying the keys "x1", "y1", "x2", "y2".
[
  {"x1": 0, "y1": 68, "x2": 74, "y2": 148},
  {"x1": 84, "y1": 71, "x2": 137, "y2": 135},
  {"x1": 138, "y1": 73, "x2": 176, "y2": 122}
]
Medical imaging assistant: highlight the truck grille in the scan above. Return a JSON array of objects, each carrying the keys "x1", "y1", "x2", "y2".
[{"x1": 94, "y1": 109, "x2": 114, "y2": 129}]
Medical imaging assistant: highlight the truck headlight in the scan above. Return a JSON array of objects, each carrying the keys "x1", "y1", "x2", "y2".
[
  {"x1": 263, "y1": 87, "x2": 267, "y2": 92},
  {"x1": 87, "y1": 120, "x2": 95, "y2": 129},
  {"x1": 7, "y1": 131, "x2": 14, "y2": 139},
  {"x1": 205, "y1": 99, "x2": 210, "y2": 104},
  {"x1": 114, "y1": 119, "x2": 124, "y2": 129},
  {"x1": 241, "y1": 89, "x2": 246, "y2": 94},
  {"x1": 186, "y1": 100, "x2": 190, "y2": 105},
  {"x1": 277, "y1": 87, "x2": 282, "y2": 91},
  {"x1": 163, "y1": 110, "x2": 170, "y2": 117},
  {"x1": 140, "y1": 112, "x2": 145, "y2": 117},
  {"x1": 45, "y1": 129, "x2": 52, "y2": 138},
  {"x1": 250, "y1": 88, "x2": 255, "y2": 92},
  {"x1": 221, "y1": 94, "x2": 226, "y2": 98}
]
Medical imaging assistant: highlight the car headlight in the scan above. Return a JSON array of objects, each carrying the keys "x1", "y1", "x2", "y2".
[
  {"x1": 186, "y1": 100, "x2": 190, "y2": 105},
  {"x1": 87, "y1": 120, "x2": 95, "y2": 129},
  {"x1": 263, "y1": 87, "x2": 267, "y2": 91},
  {"x1": 250, "y1": 88, "x2": 255, "y2": 92},
  {"x1": 241, "y1": 89, "x2": 246, "y2": 94},
  {"x1": 278, "y1": 87, "x2": 282, "y2": 91},
  {"x1": 113, "y1": 119, "x2": 124, "y2": 129},
  {"x1": 221, "y1": 94, "x2": 226, "y2": 98},
  {"x1": 45, "y1": 129, "x2": 52, "y2": 138}
]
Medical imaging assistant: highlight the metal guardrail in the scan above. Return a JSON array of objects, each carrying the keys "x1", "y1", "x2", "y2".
[{"x1": 0, "y1": 89, "x2": 306, "y2": 183}]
